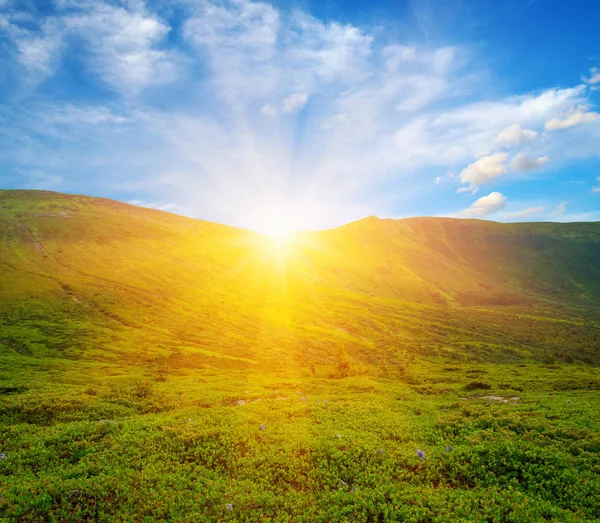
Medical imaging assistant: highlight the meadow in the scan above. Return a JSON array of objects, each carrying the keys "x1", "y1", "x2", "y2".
[
  {"x1": 1, "y1": 190, "x2": 600, "y2": 521},
  {"x1": 1, "y1": 359, "x2": 600, "y2": 522}
]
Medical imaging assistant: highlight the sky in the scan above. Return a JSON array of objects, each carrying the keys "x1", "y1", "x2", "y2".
[{"x1": 1, "y1": 0, "x2": 600, "y2": 232}]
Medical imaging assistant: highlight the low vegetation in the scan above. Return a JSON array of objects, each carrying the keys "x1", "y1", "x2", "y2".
[
  {"x1": 1, "y1": 362, "x2": 600, "y2": 521},
  {"x1": 1, "y1": 190, "x2": 599, "y2": 521}
]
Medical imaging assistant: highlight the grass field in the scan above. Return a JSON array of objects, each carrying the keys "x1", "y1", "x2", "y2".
[
  {"x1": 2, "y1": 360, "x2": 600, "y2": 521},
  {"x1": 1, "y1": 190, "x2": 600, "y2": 521}
]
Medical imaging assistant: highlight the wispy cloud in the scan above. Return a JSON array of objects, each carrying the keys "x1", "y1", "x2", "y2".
[
  {"x1": 44, "y1": 104, "x2": 129, "y2": 125},
  {"x1": 545, "y1": 109, "x2": 600, "y2": 131},
  {"x1": 582, "y1": 67, "x2": 600, "y2": 86},
  {"x1": 0, "y1": 15, "x2": 64, "y2": 86},
  {"x1": 553, "y1": 201, "x2": 568, "y2": 215},
  {"x1": 500, "y1": 202, "x2": 600, "y2": 223},
  {"x1": 126, "y1": 199, "x2": 179, "y2": 212},
  {"x1": 507, "y1": 205, "x2": 545, "y2": 219},
  {"x1": 260, "y1": 103, "x2": 277, "y2": 116},
  {"x1": 67, "y1": 3, "x2": 183, "y2": 94},
  {"x1": 1, "y1": 1, "x2": 182, "y2": 94},
  {"x1": 283, "y1": 93, "x2": 308, "y2": 113}
]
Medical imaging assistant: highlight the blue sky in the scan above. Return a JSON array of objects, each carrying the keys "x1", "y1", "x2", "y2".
[{"x1": 1, "y1": 0, "x2": 599, "y2": 232}]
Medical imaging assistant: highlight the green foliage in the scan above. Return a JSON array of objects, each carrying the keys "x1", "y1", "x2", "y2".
[
  {"x1": 1, "y1": 364, "x2": 600, "y2": 521},
  {"x1": 1, "y1": 190, "x2": 600, "y2": 520}
]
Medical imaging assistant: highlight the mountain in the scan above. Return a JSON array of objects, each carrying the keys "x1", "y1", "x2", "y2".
[{"x1": 1, "y1": 189, "x2": 600, "y2": 368}]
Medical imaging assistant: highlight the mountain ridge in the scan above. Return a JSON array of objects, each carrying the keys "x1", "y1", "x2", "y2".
[{"x1": 5, "y1": 188, "x2": 598, "y2": 231}]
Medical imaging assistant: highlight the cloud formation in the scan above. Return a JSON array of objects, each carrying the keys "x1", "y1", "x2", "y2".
[
  {"x1": 582, "y1": 67, "x2": 600, "y2": 85},
  {"x1": 283, "y1": 93, "x2": 308, "y2": 113},
  {"x1": 553, "y1": 202, "x2": 568, "y2": 215},
  {"x1": 1, "y1": 0, "x2": 599, "y2": 229},
  {"x1": 507, "y1": 206, "x2": 545, "y2": 219},
  {"x1": 260, "y1": 103, "x2": 277, "y2": 115},
  {"x1": 44, "y1": 104, "x2": 129, "y2": 125},
  {"x1": 459, "y1": 192, "x2": 507, "y2": 218},
  {"x1": 458, "y1": 153, "x2": 507, "y2": 193},
  {"x1": 495, "y1": 124, "x2": 537, "y2": 145},
  {"x1": 545, "y1": 110, "x2": 600, "y2": 130},
  {"x1": 126, "y1": 199, "x2": 179, "y2": 212},
  {"x1": 510, "y1": 154, "x2": 549, "y2": 172},
  {"x1": 1, "y1": 2, "x2": 181, "y2": 94}
]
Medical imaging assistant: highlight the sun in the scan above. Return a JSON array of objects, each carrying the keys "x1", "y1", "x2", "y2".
[
  {"x1": 260, "y1": 221, "x2": 294, "y2": 239},
  {"x1": 251, "y1": 207, "x2": 299, "y2": 239}
]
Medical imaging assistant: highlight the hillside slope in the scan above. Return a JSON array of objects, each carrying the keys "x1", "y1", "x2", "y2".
[
  {"x1": 312, "y1": 216, "x2": 600, "y2": 306},
  {"x1": 1, "y1": 189, "x2": 599, "y2": 368}
]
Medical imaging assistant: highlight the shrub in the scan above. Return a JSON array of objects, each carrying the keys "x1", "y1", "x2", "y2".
[
  {"x1": 332, "y1": 347, "x2": 352, "y2": 378},
  {"x1": 464, "y1": 381, "x2": 492, "y2": 391},
  {"x1": 130, "y1": 379, "x2": 154, "y2": 398}
]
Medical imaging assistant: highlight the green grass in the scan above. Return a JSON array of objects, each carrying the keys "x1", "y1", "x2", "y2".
[
  {"x1": 1, "y1": 189, "x2": 600, "y2": 521},
  {"x1": 1, "y1": 363, "x2": 600, "y2": 521}
]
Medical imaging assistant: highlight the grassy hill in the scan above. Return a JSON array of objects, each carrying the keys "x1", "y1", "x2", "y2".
[
  {"x1": 305, "y1": 215, "x2": 600, "y2": 306},
  {"x1": 1, "y1": 189, "x2": 600, "y2": 521},
  {"x1": 1, "y1": 189, "x2": 599, "y2": 369}
]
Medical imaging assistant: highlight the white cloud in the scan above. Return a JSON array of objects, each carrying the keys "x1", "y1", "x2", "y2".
[
  {"x1": 183, "y1": 2, "x2": 368, "y2": 103},
  {"x1": 0, "y1": 2, "x2": 181, "y2": 94},
  {"x1": 495, "y1": 123, "x2": 537, "y2": 145},
  {"x1": 260, "y1": 103, "x2": 277, "y2": 115},
  {"x1": 459, "y1": 191, "x2": 507, "y2": 218},
  {"x1": 550, "y1": 211, "x2": 600, "y2": 222},
  {"x1": 545, "y1": 110, "x2": 600, "y2": 130},
  {"x1": 44, "y1": 104, "x2": 129, "y2": 125},
  {"x1": 0, "y1": 14, "x2": 65, "y2": 85},
  {"x1": 183, "y1": 0, "x2": 280, "y2": 105},
  {"x1": 2, "y1": 1, "x2": 600, "y2": 229},
  {"x1": 321, "y1": 112, "x2": 349, "y2": 129},
  {"x1": 507, "y1": 206, "x2": 545, "y2": 218},
  {"x1": 183, "y1": 0, "x2": 279, "y2": 56},
  {"x1": 593, "y1": 175, "x2": 600, "y2": 193},
  {"x1": 287, "y1": 12, "x2": 374, "y2": 86},
  {"x1": 458, "y1": 153, "x2": 507, "y2": 192},
  {"x1": 283, "y1": 93, "x2": 308, "y2": 113},
  {"x1": 510, "y1": 154, "x2": 549, "y2": 172},
  {"x1": 582, "y1": 67, "x2": 600, "y2": 85},
  {"x1": 65, "y1": 3, "x2": 181, "y2": 94},
  {"x1": 502, "y1": 202, "x2": 600, "y2": 222},
  {"x1": 552, "y1": 201, "x2": 567, "y2": 215},
  {"x1": 182, "y1": 1, "x2": 370, "y2": 106},
  {"x1": 126, "y1": 199, "x2": 179, "y2": 212},
  {"x1": 15, "y1": 20, "x2": 64, "y2": 80},
  {"x1": 381, "y1": 45, "x2": 458, "y2": 112}
]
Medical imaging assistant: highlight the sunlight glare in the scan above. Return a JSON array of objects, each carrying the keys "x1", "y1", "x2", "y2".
[
  {"x1": 261, "y1": 222, "x2": 293, "y2": 239},
  {"x1": 252, "y1": 206, "x2": 300, "y2": 240}
]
